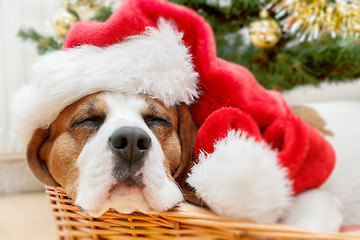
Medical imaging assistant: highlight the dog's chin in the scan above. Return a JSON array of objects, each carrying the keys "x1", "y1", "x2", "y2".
[
  {"x1": 109, "y1": 184, "x2": 154, "y2": 214},
  {"x1": 83, "y1": 185, "x2": 152, "y2": 217}
]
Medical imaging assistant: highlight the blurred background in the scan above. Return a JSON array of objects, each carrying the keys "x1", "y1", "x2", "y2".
[
  {"x1": 0, "y1": 2, "x2": 62, "y2": 239},
  {"x1": 0, "y1": 0, "x2": 62, "y2": 195}
]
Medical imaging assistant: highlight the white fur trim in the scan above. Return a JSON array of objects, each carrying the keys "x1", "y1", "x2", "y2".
[
  {"x1": 187, "y1": 130, "x2": 293, "y2": 223},
  {"x1": 11, "y1": 19, "x2": 199, "y2": 142}
]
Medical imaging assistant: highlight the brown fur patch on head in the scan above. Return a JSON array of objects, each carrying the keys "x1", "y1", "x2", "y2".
[
  {"x1": 140, "y1": 95, "x2": 199, "y2": 204},
  {"x1": 140, "y1": 96, "x2": 182, "y2": 176},
  {"x1": 39, "y1": 92, "x2": 108, "y2": 199},
  {"x1": 292, "y1": 105, "x2": 334, "y2": 136}
]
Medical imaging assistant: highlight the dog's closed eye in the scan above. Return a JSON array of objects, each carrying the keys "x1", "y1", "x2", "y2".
[
  {"x1": 71, "y1": 116, "x2": 105, "y2": 129},
  {"x1": 143, "y1": 115, "x2": 171, "y2": 128}
]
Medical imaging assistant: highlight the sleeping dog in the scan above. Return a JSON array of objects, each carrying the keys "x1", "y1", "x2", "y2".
[
  {"x1": 12, "y1": 20, "x2": 360, "y2": 232},
  {"x1": 27, "y1": 92, "x2": 197, "y2": 216}
]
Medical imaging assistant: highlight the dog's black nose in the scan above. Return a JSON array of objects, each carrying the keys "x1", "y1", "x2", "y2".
[{"x1": 109, "y1": 127, "x2": 151, "y2": 167}]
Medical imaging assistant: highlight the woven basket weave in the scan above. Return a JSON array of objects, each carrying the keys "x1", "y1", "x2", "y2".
[{"x1": 46, "y1": 186, "x2": 359, "y2": 240}]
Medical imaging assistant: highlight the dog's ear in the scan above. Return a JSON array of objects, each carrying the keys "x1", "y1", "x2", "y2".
[
  {"x1": 173, "y1": 103, "x2": 201, "y2": 204},
  {"x1": 27, "y1": 128, "x2": 60, "y2": 187}
]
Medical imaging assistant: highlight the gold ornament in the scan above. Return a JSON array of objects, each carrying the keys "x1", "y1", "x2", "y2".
[
  {"x1": 52, "y1": 3, "x2": 79, "y2": 41},
  {"x1": 51, "y1": 0, "x2": 124, "y2": 41},
  {"x1": 249, "y1": 9, "x2": 282, "y2": 48},
  {"x1": 271, "y1": 0, "x2": 360, "y2": 41}
]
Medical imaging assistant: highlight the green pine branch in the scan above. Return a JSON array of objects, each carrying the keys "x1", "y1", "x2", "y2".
[
  {"x1": 238, "y1": 34, "x2": 360, "y2": 91},
  {"x1": 18, "y1": 28, "x2": 62, "y2": 55},
  {"x1": 90, "y1": 5, "x2": 113, "y2": 22}
]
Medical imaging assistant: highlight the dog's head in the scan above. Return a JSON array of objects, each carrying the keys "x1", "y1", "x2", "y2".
[{"x1": 27, "y1": 91, "x2": 197, "y2": 216}]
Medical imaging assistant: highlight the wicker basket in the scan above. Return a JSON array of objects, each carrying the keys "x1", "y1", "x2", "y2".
[{"x1": 46, "y1": 186, "x2": 359, "y2": 240}]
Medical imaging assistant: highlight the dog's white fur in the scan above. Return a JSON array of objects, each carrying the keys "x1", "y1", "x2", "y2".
[
  {"x1": 11, "y1": 19, "x2": 198, "y2": 143},
  {"x1": 75, "y1": 93, "x2": 183, "y2": 217},
  {"x1": 187, "y1": 130, "x2": 293, "y2": 223}
]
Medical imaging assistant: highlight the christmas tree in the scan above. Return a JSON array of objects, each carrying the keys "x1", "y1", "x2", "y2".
[{"x1": 18, "y1": 0, "x2": 360, "y2": 91}]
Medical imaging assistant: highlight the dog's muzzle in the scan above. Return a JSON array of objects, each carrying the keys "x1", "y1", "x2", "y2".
[{"x1": 108, "y1": 126, "x2": 151, "y2": 188}]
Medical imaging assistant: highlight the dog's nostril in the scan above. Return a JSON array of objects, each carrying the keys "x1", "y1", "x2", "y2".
[
  {"x1": 110, "y1": 135, "x2": 128, "y2": 150},
  {"x1": 116, "y1": 137, "x2": 128, "y2": 149},
  {"x1": 137, "y1": 137, "x2": 150, "y2": 150}
]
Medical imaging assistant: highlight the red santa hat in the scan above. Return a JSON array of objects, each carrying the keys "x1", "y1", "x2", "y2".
[
  {"x1": 11, "y1": 17, "x2": 198, "y2": 142},
  {"x1": 12, "y1": 0, "x2": 335, "y2": 222}
]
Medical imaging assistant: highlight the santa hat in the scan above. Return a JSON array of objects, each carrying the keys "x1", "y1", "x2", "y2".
[
  {"x1": 11, "y1": 18, "x2": 198, "y2": 142},
  {"x1": 12, "y1": 0, "x2": 335, "y2": 222}
]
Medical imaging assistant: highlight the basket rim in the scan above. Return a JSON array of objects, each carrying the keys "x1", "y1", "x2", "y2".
[{"x1": 45, "y1": 186, "x2": 360, "y2": 240}]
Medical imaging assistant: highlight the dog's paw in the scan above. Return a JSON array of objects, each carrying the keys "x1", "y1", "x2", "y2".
[{"x1": 187, "y1": 130, "x2": 293, "y2": 223}]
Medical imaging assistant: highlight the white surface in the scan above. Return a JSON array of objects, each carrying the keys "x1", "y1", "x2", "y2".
[
  {"x1": 281, "y1": 101, "x2": 360, "y2": 230},
  {"x1": 281, "y1": 83, "x2": 360, "y2": 230},
  {"x1": 0, "y1": 157, "x2": 43, "y2": 194},
  {"x1": 312, "y1": 101, "x2": 360, "y2": 225},
  {"x1": 0, "y1": 191, "x2": 56, "y2": 240},
  {"x1": 281, "y1": 189, "x2": 343, "y2": 232},
  {"x1": 282, "y1": 79, "x2": 360, "y2": 105}
]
